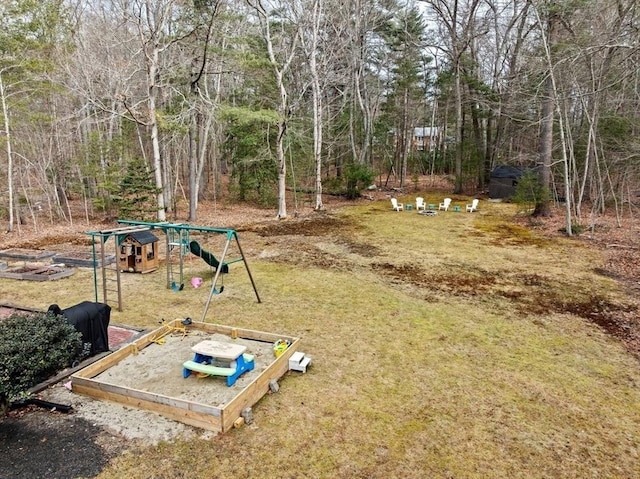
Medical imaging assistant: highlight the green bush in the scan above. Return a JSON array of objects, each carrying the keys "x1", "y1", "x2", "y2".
[
  {"x1": 344, "y1": 163, "x2": 375, "y2": 199},
  {"x1": 558, "y1": 223, "x2": 585, "y2": 235},
  {"x1": 512, "y1": 171, "x2": 549, "y2": 213},
  {"x1": 0, "y1": 312, "x2": 88, "y2": 414}
]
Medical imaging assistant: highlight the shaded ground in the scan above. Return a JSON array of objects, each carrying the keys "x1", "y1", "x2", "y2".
[{"x1": 0, "y1": 409, "x2": 123, "y2": 479}]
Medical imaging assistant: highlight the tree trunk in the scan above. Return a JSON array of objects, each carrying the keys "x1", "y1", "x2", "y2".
[
  {"x1": 309, "y1": 0, "x2": 324, "y2": 211},
  {"x1": 0, "y1": 72, "x2": 16, "y2": 232},
  {"x1": 188, "y1": 111, "x2": 198, "y2": 221},
  {"x1": 454, "y1": 65, "x2": 464, "y2": 194},
  {"x1": 248, "y1": 0, "x2": 299, "y2": 219},
  {"x1": 149, "y1": 81, "x2": 167, "y2": 222},
  {"x1": 534, "y1": 71, "x2": 553, "y2": 217},
  {"x1": 533, "y1": 8, "x2": 555, "y2": 219}
]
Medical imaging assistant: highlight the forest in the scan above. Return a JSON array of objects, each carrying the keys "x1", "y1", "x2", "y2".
[{"x1": 1, "y1": 0, "x2": 639, "y2": 230}]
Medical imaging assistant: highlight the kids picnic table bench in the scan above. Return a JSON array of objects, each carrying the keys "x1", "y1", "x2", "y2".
[{"x1": 183, "y1": 339, "x2": 255, "y2": 386}]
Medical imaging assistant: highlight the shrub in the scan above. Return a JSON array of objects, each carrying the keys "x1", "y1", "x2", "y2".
[
  {"x1": 0, "y1": 312, "x2": 88, "y2": 415},
  {"x1": 344, "y1": 163, "x2": 375, "y2": 199},
  {"x1": 558, "y1": 223, "x2": 585, "y2": 235},
  {"x1": 512, "y1": 171, "x2": 549, "y2": 213}
]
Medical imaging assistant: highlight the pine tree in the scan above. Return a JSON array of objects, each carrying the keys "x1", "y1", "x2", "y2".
[{"x1": 114, "y1": 158, "x2": 162, "y2": 221}]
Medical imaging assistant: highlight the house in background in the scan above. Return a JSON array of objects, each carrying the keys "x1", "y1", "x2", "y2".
[{"x1": 412, "y1": 127, "x2": 442, "y2": 152}]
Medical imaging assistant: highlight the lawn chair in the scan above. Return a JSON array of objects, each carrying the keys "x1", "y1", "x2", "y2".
[
  {"x1": 466, "y1": 199, "x2": 479, "y2": 212},
  {"x1": 391, "y1": 198, "x2": 404, "y2": 211},
  {"x1": 438, "y1": 198, "x2": 451, "y2": 211},
  {"x1": 416, "y1": 197, "x2": 426, "y2": 212}
]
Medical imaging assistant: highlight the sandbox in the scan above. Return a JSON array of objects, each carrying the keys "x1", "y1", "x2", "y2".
[{"x1": 71, "y1": 319, "x2": 300, "y2": 433}]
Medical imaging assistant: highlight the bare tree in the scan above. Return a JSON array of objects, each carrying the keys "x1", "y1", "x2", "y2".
[
  {"x1": 187, "y1": 1, "x2": 222, "y2": 221},
  {"x1": 305, "y1": 0, "x2": 325, "y2": 210},
  {"x1": 247, "y1": 0, "x2": 300, "y2": 219},
  {"x1": 422, "y1": 0, "x2": 483, "y2": 193},
  {"x1": 0, "y1": 69, "x2": 16, "y2": 232}
]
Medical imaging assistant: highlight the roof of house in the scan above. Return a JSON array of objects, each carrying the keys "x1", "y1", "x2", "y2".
[
  {"x1": 126, "y1": 230, "x2": 158, "y2": 245},
  {"x1": 413, "y1": 127, "x2": 440, "y2": 137}
]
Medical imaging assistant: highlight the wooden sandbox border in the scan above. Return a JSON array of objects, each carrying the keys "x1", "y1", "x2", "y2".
[
  {"x1": 0, "y1": 264, "x2": 75, "y2": 281},
  {"x1": 71, "y1": 319, "x2": 300, "y2": 433}
]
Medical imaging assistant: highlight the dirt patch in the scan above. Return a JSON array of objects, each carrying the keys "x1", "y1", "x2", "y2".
[
  {"x1": 548, "y1": 295, "x2": 640, "y2": 358},
  {"x1": 20, "y1": 233, "x2": 95, "y2": 250},
  {"x1": 370, "y1": 257, "x2": 640, "y2": 360},
  {"x1": 336, "y1": 237, "x2": 382, "y2": 257},
  {"x1": 473, "y1": 221, "x2": 552, "y2": 247},
  {"x1": 245, "y1": 213, "x2": 350, "y2": 237},
  {"x1": 371, "y1": 261, "x2": 499, "y2": 296},
  {"x1": 250, "y1": 212, "x2": 379, "y2": 271}
]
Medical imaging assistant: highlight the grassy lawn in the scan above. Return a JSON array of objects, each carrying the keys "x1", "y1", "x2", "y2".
[{"x1": 2, "y1": 197, "x2": 639, "y2": 478}]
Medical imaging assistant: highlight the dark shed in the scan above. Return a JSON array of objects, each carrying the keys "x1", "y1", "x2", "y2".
[{"x1": 489, "y1": 165, "x2": 531, "y2": 199}]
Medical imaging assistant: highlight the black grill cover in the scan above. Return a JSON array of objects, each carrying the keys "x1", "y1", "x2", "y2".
[{"x1": 48, "y1": 302, "x2": 111, "y2": 355}]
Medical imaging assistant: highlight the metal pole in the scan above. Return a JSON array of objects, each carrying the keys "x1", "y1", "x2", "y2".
[
  {"x1": 90, "y1": 234, "x2": 98, "y2": 303},
  {"x1": 199, "y1": 236, "x2": 232, "y2": 322},
  {"x1": 165, "y1": 231, "x2": 171, "y2": 289},
  {"x1": 233, "y1": 232, "x2": 261, "y2": 303},
  {"x1": 114, "y1": 234, "x2": 123, "y2": 311},
  {"x1": 100, "y1": 237, "x2": 108, "y2": 304}
]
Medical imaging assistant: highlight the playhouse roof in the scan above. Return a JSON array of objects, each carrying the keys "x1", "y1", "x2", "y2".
[{"x1": 127, "y1": 230, "x2": 158, "y2": 245}]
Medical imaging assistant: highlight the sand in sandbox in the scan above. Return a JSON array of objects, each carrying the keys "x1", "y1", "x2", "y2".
[{"x1": 94, "y1": 330, "x2": 277, "y2": 407}]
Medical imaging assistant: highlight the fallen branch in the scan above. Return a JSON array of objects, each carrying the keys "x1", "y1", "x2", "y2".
[{"x1": 606, "y1": 244, "x2": 638, "y2": 249}]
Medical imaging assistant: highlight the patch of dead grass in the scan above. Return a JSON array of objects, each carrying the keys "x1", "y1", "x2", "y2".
[{"x1": 2, "y1": 196, "x2": 640, "y2": 478}]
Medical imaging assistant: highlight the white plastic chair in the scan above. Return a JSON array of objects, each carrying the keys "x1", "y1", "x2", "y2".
[
  {"x1": 391, "y1": 198, "x2": 403, "y2": 211},
  {"x1": 466, "y1": 199, "x2": 479, "y2": 212},
  {"x1": 416, "y1": 197, "x2": 426, "y2": 212},
  {"x1": 438, "y1": 198, "x2": 451, "y2": 211}
]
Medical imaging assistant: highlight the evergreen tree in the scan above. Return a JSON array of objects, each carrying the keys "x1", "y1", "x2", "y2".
[
  {"x1": 380, "y1": 6, "x2": 428, "y2": 187},
  {"x1": 114, "y1": 158, "x2": 162, "y2": 221}
]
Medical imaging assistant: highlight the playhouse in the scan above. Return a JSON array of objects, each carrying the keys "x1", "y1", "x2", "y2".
[{"x1": 118, "y1": 230, "x2": 159, "y2": 273}]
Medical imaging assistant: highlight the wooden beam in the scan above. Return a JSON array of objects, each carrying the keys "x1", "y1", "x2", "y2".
[
  {"x1": 70, "y1": 319, "x2": 301, "y2": 434},
  {"x1": 222, "y1": 338, "x2": 300, "y2": 432},
  {"x1": 72, "y1": 379, "x2": 223, "y2": 432}
]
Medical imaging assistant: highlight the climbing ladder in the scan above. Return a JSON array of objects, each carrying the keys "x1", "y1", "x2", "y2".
[{"x1": 87, "y1": 225, "x2": 151, "y2": 312}]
